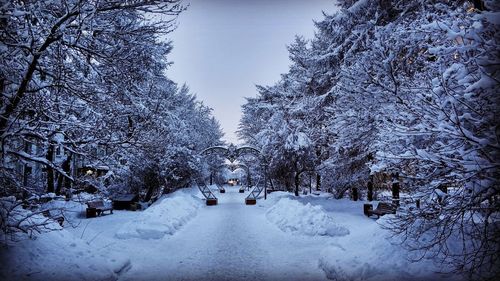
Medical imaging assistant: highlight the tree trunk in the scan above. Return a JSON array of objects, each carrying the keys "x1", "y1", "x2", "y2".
[
  {"x1": 46, "y1": 145, "x2": 55, "y2": 193},
  {"x1": 23, "y1": 164, "x2": 30, "y2": 187},
  {"x1": 55, "y1": 153, "x2": 72, "y2": 195},
  {"x1": 55, "y1": 173, "x2": 63, "y2": 195},
  {"x1": 294, "y1": 172, "x2": 300, "y2": 196},
  {"x1": 367, "y1": 181, "x2": 373, "y2": 201},
  {"x1": 64, "y1": 155, "x2": 72, "y2": 190},
  {"x1": 309, "y1": 173, "x2": 312, "y2": 194},
  {"x1": 392, "y1": 173, "x2": 400, "y2": 205},
  {"x1": 352, "y1": 187, "x2": 358, "y2": 201},
  {"x1": 316, "y1": 174, "x2": 321, "y2": 191}
]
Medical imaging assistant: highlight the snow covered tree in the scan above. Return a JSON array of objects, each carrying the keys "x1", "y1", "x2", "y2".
[
  {"x1": 362, "y1": 2, "x2": 500, "y2": 279},
  {"x1": 239, "y1": 0, "x2": 499, "y2": 279},
  {"x1": 239, "y1": 80, "x2": 320, "y2": 195},
  {"x1": 314, "y1": 0, "x2": 499, "y2": 278},
  {"x1": 0, "y1": 0, "x2": 185, "y2": 196},
  {"x1": 327, "y1": 1, "x2": 499, "y2": 278},
  {"x1": 0, "y1": 0, "x2": 226, "y2": 240}
]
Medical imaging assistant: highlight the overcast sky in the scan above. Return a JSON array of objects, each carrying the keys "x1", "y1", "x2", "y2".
[{"x1": 167, "y1": 0, "x2": 337, "y2": 144}]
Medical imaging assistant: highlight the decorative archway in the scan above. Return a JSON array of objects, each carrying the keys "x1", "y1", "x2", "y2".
[
  {"x1": 199, "y1": 144, "x2": 267, "y2": 205},
  {"x1": 217, "y1": 162, "x2": 252, "y2": 188},
  {"x1": 200, "y1": 143, "x2": 261, "y2": 163}
]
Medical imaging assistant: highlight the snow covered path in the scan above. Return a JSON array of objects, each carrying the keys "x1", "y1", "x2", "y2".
[
  {"x1": 1, "y1": 186, "x2": 465, "y2": 281},
  {"x1": 119, "y1": 186, "x2": 328, "y2": 281}
]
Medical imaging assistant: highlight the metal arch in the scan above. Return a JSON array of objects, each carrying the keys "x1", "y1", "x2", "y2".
[
  {"x1": 200, "y1": 146, "x2": 228, "y2": 157},
  {"x1": 236, "y1": 146, "x2": 261, "y2": 158},
  {"x1": 200, "y1": 144, "x2": 261, "y2": 163},
  {"x1": 218, "y1": 162, "x2": 250, "y2": 173},
  {"x1": 199, "y1": 143, "x2": 268, "y2": 204},
  {"x1": 246, "y1": 179, "x2": 264, "y2": 201},
  {"x1": 217, "y1": 162, "x2": 252, "y2": 187},
  {"x1": 195, "y1": 177, "x2": 217, "y2": 201},
  {"x1": 226, "y1": 143, "x2": 238, "y2": 162}
]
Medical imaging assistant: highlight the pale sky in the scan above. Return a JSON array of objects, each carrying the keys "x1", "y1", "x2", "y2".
[{"x1": 167, "y1": 0, "x2": 337, "y2": 144}]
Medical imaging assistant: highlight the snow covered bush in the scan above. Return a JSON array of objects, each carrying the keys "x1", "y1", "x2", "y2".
[
  {"x1": 266, "y1": 198, "x2": 349, "y2": 237},
  {"x1": 0, "y1": 196, "x2": 61, "y2": 243}
]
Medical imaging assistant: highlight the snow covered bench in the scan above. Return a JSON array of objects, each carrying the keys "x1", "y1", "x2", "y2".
[
  {"x1": 86, "y1": 200, "x2": 113, "y2": 218},
  {"x1": 366, "y1": 202, "x2": 396, "y2": 218}
]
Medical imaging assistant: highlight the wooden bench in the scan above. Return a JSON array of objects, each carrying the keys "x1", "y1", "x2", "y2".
[
  {"x1": 366, "y1": 202, "x2": 396, "y2": 218},
  {"x1": 206, "y1": 198, "x2": 218, "y2": 206},
  {"x1": 86, "y1": 200, "x2": 113, "y2": 218},
  {"x1": 42, "y1": 210, "x2": 64, "y2": 226},
  {"x1": 245, "y1": 198, "x2": 256, "y2": 205}
]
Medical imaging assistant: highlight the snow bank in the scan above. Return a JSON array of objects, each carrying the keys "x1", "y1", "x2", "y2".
[
  {"x1": 0, "y1": 197, "x2": 62, "y2": 242},
  {"x1": 266, "y1": 198, "x2": 349, "y2": 237},
  {"x1": 115, "y1": 191, "x2": 201, "y2": 240},
  {"x1": 0, "y1": 229, "x2": 126, "y2": 281},
  {"x1": 318, "y1": 215, "x2": 452, "y2": 281},
  {"x1": 0, "y1": 196, "x2": 131, "y2": 280}
]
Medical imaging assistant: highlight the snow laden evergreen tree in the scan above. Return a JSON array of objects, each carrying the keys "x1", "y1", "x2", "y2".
[
  {"x1": 311, "y1": 0, "x2": 385, "y2": 198},
  {"x1": 238, "y1": 76, "x2": 321, "y2": 195},
  {"x1": 239, "y1": 0, "x2": 499, "y2": 279}
]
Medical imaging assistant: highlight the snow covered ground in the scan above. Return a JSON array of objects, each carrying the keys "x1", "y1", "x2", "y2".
[{"x1": 0, "y1": 186, "x2": 464, "y2": 281}]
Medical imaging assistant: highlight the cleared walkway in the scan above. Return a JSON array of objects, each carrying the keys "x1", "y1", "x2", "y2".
[{"x1": 119, "y1": 186, "x2": 329, "y2": 281}]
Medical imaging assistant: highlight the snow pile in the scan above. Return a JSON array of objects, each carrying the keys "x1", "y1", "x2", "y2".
[
  {"x1": 318, "y1": 215, "x2": 446, "y2": 281},
  {"x1": 41, "y1": 199, "x2": 86, "y2": 221},
  {"x1": 266, "y1": 198, "x2": 349, "y2": 237},
  {"x1": 0, "y1": 228, "x2": 127, "y2": 281},
  {"x1": 0, "y1": 196, "x2": 62, "y2": 241},
  {"x1": 115, "y1": 191, "x2": 201, "y2": 240}
]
